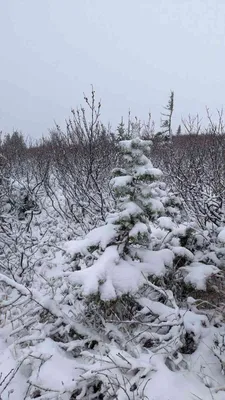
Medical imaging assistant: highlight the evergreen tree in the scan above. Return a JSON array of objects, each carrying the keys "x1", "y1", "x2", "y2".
[
  {"x1": 3, "y1": 131, "x2": 26, "y2": 153},
  {"x1": 116, "y1": 117, "x2": 126, "y2": 140},
  {"x1": 160, "y1": 90, "x2": 174, "y2": 139},
  {"x1": 67, "y1": 136, "x2": 168, "y2": 301},
  {"x1": 176, "y1": 124, "x2": 181, "y2": 135}
]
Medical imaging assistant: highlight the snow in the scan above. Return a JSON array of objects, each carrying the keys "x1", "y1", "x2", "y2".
[
  {"x1": 29, "y1": 338, "x2": 83, "y2": 394},
  {"x1": 181, "y1": 262, "x2": 220, "y2": 290},
  {"x1": 138, "y1": 297, "x2": 177, "y2": 319},
  {"x1": 173, "y1": 224, "x2": 190, "y2": 237},
  {"x1": 172, "y1": 246, "x2": 194, "y2": 260},
  {"x1": 120, "y1": 138, "x2": 152, "y2": 152},
  {"x1": 218, "y1": 228, "x2": 225, "y2": 243},
  {"x1": 68, "y1": 246, "x2": 175, "y2": 300},
  {"x1": 129, "y1": 221, "x2": 149, "y2": 237},
  {"x1": 144, "y1": 367, "x2": 221, "y2": 400},
  {"x1": 64, "y1": 223, "x2": 118, "y2": 256},
  {"x1": 134, "y1": 165, "x2": 163, "y2": 179},
  {"x1": 158, "y1": 216, "x2": 175, "y2": 230},
  {"x1": 107, "y1": 201, "x2": 144, "y2": 224},
  {"x1": 182, "y1": 310, "x2": 208, "y2": 338},
  {"x1": 132, "y1": 248, "x2": 174, "y2": 274},
  {"x1": 148, "y1": 198, "x2": 165, "y2": 213},
  {"x1": 110, "y1": 175, "x2": 133, "y2": 188},
  {"x1": 1, "y1": 134, "x2": 225, "y2": 400},
  {"x1": 0, "y1": 337, "x2": 27, "y2": 400}
]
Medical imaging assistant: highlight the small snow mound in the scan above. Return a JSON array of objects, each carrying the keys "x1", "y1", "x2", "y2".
[
  {"x1": 158, "y1": 216, "x2": 175, "y2": 230},
  {"x1": 129, "y1": 222, "x2": 148, "y2": 237},
  {"x1": 181, "y1": 262, "x2": 220, "y2": 290},
  {"x1": 172, "y1": 246, "x2": 194, "y2": 261},
  {"x1": 110, "y1": 175, "x2": 133, "y2": 188},
  {"x1": 64, "y1": 224, "x2": 118, "y2": 256}
]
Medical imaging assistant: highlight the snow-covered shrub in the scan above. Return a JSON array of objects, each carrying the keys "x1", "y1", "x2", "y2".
[
  {"x1": 0, "y1": 108, "x2": 225, "y2": 399},
  {"x1": 47, "y1": 91, "x2": 118, "y2": 230},
  {"x1": 54, "y1": 136, "x2": 220, "y2": 398},
  {"x1": 152, "y1": 133, "x2": 225, "y2": 228}
]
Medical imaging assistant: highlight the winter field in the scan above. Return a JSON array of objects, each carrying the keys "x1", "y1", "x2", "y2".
[{"x1": 0, "y1": 93, "x2": 225, "y2": 399}]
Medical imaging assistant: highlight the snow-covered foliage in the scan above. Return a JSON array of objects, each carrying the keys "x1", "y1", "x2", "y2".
[
  {"x1": 0, "y1": 125, "x2": 225, "y2": 399},
  {"x1": 65, "y1": 137, "x2": 174, "y2": 300},
  {"x1": 151, "y1": 132, "x2": 225, "y2": 228}
]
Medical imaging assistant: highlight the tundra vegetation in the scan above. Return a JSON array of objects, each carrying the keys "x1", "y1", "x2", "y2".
[{"x1": 0, "y1": 90, "x2": 225, "y2": 399}]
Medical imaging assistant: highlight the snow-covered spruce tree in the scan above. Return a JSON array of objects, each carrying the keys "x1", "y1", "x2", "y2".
[
  {"x1": 61, "y1": 137, "x2": 216, "y2": 398},
  {"x1": 66, "y1": 137, "x2": 170, "y2": 303}
]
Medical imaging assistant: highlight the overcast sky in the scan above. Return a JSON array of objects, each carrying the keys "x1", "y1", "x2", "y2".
[{"x1": 1, "y1": 0, "x2": 225, "y2": 138}]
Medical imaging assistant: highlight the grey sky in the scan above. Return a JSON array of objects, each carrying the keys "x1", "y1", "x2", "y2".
[{"x1": 1, "y1": 0, "x2": 225, "y2": 138}]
